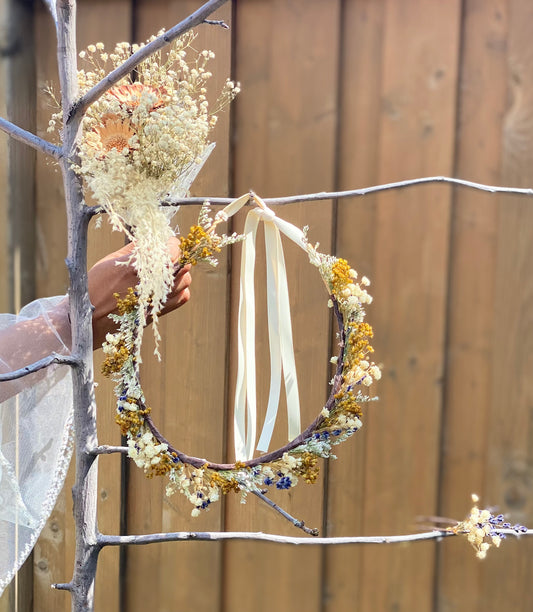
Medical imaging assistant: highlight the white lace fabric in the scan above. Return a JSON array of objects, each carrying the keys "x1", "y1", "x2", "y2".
[{"x1": 0, "y1": 296, "x2": 73, "y2": 595}]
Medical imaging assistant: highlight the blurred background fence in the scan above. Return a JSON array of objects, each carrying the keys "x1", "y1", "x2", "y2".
[{"x1": 1, "y1": 0, "x2": 533, "y2": 610}]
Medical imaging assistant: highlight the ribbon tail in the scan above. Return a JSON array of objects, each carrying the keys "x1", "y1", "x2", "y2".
[
  {"x1": 256, "y1": 221, "x2": 283, "y2": 453},
  {"x1": 233, "y1": 211, "x2": 261, "y2": 461},
  {"x1": 273, "y1": 226, "x2": 301, "y2": 441}
]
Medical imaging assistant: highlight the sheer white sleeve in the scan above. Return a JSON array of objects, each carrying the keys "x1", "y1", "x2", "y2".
[{"x1": 0, "y1": 296, "x2": 74, "y2": 595}]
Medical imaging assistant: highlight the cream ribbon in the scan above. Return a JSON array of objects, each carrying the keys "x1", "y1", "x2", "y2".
[{"x1": 219, "y1": 193, "x2": 309, "y2": 461}]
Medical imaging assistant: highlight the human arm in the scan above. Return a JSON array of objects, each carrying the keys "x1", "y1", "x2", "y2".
[{"x1": 0, "y1": 237, "x2": 191, "y2": 400}]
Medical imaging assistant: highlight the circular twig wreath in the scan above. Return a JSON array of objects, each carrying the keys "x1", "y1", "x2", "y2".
[{"x1": 101, "y1": 195, "x2": 381, "y2": 516}]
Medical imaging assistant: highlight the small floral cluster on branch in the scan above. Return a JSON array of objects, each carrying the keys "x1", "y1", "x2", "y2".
[
  {"x1": 451, "y1": 494, "x2": 529, "y2": 559},
  {"x1": 178, "y1": 203, "x2": 242, "y2": 267},
  {"x1": 102, "y1": 228, "x2": 381, "y2": 516}
]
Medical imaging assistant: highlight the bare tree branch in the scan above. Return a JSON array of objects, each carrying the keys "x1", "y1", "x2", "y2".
[
  {"x1": 99, "y1": 529, "x2": 452, "y2": 546},
  {"x1": 90, "y1": 445, "x2": 128, "y2": 455},
  {"x1": 97, "y1": 528, "x2": 533, "y2": 547},
  {"x1": 0, "y1": 353, "x2": 80, "y2": 382},
  {"x1": 251, "y1": 490, "x2": 319, "y2": 536},
  {"x1": 0, "y1": 116, "x2": 62, "y2": 160},
  {"x1": 162, "y1": 175, "x2": 533, "y2": 208},
  {"x1": 52, "y1": 583, "x2": 72, "y2": 591},
  {"x1": 69, "y1": 0, "x2": 230, "y2": 122},
  {"x1": 56, "y1": 2, "x2": 101, "y2": 609}
]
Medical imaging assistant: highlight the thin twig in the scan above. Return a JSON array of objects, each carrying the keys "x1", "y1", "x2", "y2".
[
  {"x1": 163, "y1": 175, "x2": 533, "y2": 208},
  {"x1": 203, "y1": 19, "x2": 230, "y2": 28},
  {"x1": 42, "y1": 0, "x2": 58, "y2": 26},
  {"x1": 51, "y1": 583, "x2": 72, "y2": 591},
  {"x1": 90, "y1": 445, "x2": 128, "y2": 455},
  {"x1": 252, "y1": 490, "x2": 319, "y2": 536},
  {"x1": 97, "y1": 528, "x2": 533, "y2": 547},
  {"x1": 0, "y1": 353, "x2": 80, "y2": 382},
  {"x1": 0, "y1": 117, "x2": 62, "y2": 160},
  {"x1": 69, "y1": 0, "x2": 230, "y2": 122}
]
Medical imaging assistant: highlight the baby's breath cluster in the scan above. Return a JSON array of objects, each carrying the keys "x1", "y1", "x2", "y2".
[
  {"x1": 50, "y1": 31, "x2": 239, "y2": 357},
  {"x1": 102, "y1": 231, "x2": 380, "y2": 516},
  {"x1": 451, "y1": 494, "x2": 529, "y2": 559}
]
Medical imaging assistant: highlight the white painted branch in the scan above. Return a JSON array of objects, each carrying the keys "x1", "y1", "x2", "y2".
[
  {"x1": 0, "y1": 353, "x2": 80, "y2": 382},
  {"x1": 69, "y1": 0, "x2": 230, "y2": 122},
  {"x1": 98, "y1": 528, "x2": 533, "y2": 547},
  {"x1": 90, "y1": 445, "x2": 128, "y2": 455},
  {"x1": 0, "y1": 116, "x2": 62, "y2": 159},
  {"x1": 56, "y1": 1, "x2": 100, "y2": 610},
  {"x1": 162, "y1": 176, "x2": 533, "y2": 208},
  {"x1": 251, "y1": 490, "x2": 319, "y2": 536},
  {"x1": 99, "y1": 530, "x2": 453, "y2": 546}
]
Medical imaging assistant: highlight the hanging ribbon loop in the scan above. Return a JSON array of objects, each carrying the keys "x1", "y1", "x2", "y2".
[{"x1": 221, "y1": 193, "x2": 307, "y2": 462}]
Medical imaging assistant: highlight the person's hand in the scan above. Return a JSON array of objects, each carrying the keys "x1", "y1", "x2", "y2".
[{"x1": 89, "y1": 238, "x2": 192, "y2": 348}]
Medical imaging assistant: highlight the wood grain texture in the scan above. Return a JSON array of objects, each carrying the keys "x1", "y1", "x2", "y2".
[
  {"x1": 0, "y1": 0, "x2": 35, "y2": 608},
  {"x1": 436, "y1": 2, "x2": 510, "y2": 611},
  {"x1": 124, "y1": 2, "x2": 232, "y2": 611},
  {"x1": 478, "y1": 0, "x2": 533, "y2": 608},
  {"x1": 328, "y1": 2, "x2": 461, "y2": 612},
  {"x1": 224, "y1": 1, "x2": 340, "y2": 611},
  {"x1": 323, "y1": 1, "x2": 385, "y2": 609}
]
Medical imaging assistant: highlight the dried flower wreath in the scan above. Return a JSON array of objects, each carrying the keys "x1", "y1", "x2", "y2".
[
  {"x1": 101, "y1": 191, "x2": 381, "y2": 515},
  {"x1": 53, "y1": 32, "x2": 381, "y2": 516}
]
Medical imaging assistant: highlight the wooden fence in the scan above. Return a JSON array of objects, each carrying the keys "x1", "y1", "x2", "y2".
[{"x1": 1, "y1": 0, "x2": 533, "y2": 610}]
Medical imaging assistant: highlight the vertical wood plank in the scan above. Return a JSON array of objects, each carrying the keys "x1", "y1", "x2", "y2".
[
  {"x1": 327, "y1": 2, "x2": 461, "y2": 612},
  {"x1": 224, "y1": 2, "x2": 340, "y2": 612},
  {"x1": 323, "y1": 1, "x2": 385, "y2": 608},
  {"x1": 33, "y1": 3, "x2": 131, "y2": 611},
  {"x1": 440, "y1": 1, "x2": 533, "y2": 610},
  {"x1": 0, "y1": 1, "x2": 36, "y2": 609},
  {"x1": 32, "y1": 9, "x2": 72, "y2": 608},
  {"x1": 437, "y1": 1, "x2": 510, "y2": 610},
  {"x1": 125, "y1": 3, "x2": 232, "y2": 611},
  {"x1": 0, "y1": 0, "x2": 8, "y2": 318}
]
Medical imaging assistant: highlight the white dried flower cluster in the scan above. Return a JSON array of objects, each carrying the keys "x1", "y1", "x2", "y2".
[
  {"x1": 127, "y1": 432, "x2": 168, "y2": 470},
  {"x1": 166, "y1": 465, "x2": 221, "y2": 516},
  {"x1": 50, "y1": 31, "x2": 239, "y2": 357},
  {"x1": 451, "y1": 493, "x2": 529, "y2": 559}
]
